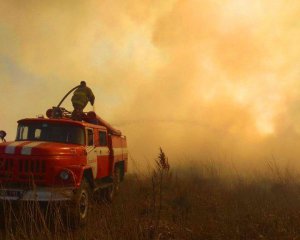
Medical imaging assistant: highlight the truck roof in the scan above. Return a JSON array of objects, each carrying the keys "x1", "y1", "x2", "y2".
[
  {"x1": 18, "y1": 118, "x2": 107, "y2": 131},
  {"x1": 18, "y1": 110, "x2": 122, "y2": 136}
]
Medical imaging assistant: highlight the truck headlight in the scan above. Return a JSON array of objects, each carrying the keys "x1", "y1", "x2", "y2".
[{"x1": 59, "y1": 171, "x2": 70, "y2": 180}]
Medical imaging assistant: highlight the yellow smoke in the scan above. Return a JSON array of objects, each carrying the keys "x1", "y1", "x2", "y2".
[{"x1": 1, "y1": 0, "x2": 300, "y2": 169}]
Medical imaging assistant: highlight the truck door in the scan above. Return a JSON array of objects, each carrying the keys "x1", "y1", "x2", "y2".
[
  {"x1": 95, "y1": 130, "x2": 110, "y2": 178},
  {"x1": 86, "y1": 128, "x2": 97, "y2": 178}
]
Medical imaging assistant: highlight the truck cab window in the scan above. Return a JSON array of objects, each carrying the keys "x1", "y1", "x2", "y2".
[
  {"x1": 87, "y1": 129, "x2": 94, "y2": 146},
  {"x1": 16, "y1": 123, "x2": 84, "y2": 145},
  {"x1": 17, "y1": 126, "x2": 28, "y2": 140},
  {"x1": 34, "y1": 129, "x2": 42, "y2": 139},
  {"x1": 99, "y1": 131, "x2": 107, "y2": 146}
]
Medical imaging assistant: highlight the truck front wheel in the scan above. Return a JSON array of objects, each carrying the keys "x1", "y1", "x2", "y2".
[{"x1": 70, "y1": 178, "x2": 91, "y2": 227}]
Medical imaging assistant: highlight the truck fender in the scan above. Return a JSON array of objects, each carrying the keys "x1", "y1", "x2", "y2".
[{"x1": 66, "y1": 165, "x2": 95, "y2": 189}]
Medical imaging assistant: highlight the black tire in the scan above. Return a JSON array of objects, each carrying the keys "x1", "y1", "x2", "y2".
[
  {"x1": 69, "y1": 178, "x2": 91, "y2": 227},
  {"x1": 104, "y1": 166, "x2": 121, "y2": 202},
  {"x1": 0, "y1": 202, "x2": 4, "y2": 229},
  {"x1": 113, "y1": 166, "x2": 121, "y2": 192}
]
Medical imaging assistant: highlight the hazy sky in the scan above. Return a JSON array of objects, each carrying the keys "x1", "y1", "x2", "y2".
[{"x1": 1, "y1": 0, "x2": 300, "y2": 169}]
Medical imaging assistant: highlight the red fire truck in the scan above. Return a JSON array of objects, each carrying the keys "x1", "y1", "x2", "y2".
[{"x1": 0, "y1": 108, "x2": 128, "y2": 225}]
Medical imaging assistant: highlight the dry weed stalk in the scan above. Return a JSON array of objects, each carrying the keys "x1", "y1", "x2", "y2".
[
  {"x1": 146, "y1": 148, "x2": 172, "y2": 239},
  {"x1": 156, "y1": 147, "x2": 170, "y2": 172}
]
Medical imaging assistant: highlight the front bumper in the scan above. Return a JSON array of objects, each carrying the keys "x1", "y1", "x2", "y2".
[{"x1": 0, "y1": 187, "x2": 75, "y2": 201}]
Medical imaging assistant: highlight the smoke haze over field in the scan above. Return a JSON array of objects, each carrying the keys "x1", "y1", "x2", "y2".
[{"x1": 1, "y1": 0, "x2": 300, "y2": 169}]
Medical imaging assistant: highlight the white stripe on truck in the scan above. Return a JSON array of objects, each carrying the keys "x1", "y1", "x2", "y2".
[
  {"x1": 21, "y1": 142, "x2": 45, "y2": 155},
  {"x1": 97, "y1": 147, "x2": 110, "y2": 156},
  {"x1": 5, "y1": 141, "x2": 26, "y2": 154},
  {"x1": 113, "y1": 147, "x2": 128, "y2": 155}
]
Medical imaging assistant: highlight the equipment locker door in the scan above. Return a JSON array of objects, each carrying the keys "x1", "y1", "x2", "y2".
[
  {"x1": 96, "y1": 130, "x2": 110, "y2": 178},
  {"x1": 86, "y1": 128, "x2": 98, "y2": 178}
]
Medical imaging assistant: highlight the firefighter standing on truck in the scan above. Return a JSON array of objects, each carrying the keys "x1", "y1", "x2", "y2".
[{"x1": 71, "y1": 81, "x2": 95, "y2": 120}]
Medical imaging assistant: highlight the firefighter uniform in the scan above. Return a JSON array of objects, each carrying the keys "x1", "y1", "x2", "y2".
[{"x1": 71, "y1": 83, "x2": 95, "y2": 120}]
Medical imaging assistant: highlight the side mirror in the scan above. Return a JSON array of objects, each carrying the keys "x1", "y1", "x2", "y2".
[{"x1": 0, "y1": 130, "x2": 6, "y2": 142}]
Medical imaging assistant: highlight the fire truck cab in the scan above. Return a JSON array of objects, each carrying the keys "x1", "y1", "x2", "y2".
[{"x1": 0, "y1": 110, "x2": 128, "y2": 225}]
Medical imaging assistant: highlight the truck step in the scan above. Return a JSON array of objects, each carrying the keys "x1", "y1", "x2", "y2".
[{"x1": 93, "y1": 182, "x2": 113, "y2": 192}]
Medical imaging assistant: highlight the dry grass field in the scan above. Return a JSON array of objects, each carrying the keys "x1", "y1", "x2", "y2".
[{"x1": 1, "y1": 150, "x2": 300, "y2": 240}]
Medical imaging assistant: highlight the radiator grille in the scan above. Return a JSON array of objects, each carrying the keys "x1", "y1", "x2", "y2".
[
  {"x1": 0, "y1": 158, "x2": 14, "y2": 171},
  {"x1": 0, "y1": 158, "x2": 46, "y2": 181},
  {"x1": 18, "y1": 159, "x2": 46, "y2": 174}
]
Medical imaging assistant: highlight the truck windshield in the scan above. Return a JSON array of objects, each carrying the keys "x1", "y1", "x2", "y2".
[{"x1": 16, "y1": 122, "x2": 85, "y2": 145}]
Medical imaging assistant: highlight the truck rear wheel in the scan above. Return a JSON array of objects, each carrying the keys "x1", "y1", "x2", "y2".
[
  {"x1": 0, "y1": 202, "x2": 4, "y2": 229},
  {"x1": 69, "y1": 178, "x2": 91, "y2": 227},
  {"x1": 105, "y1": 166, "x2": 121, "y2": 202}
]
